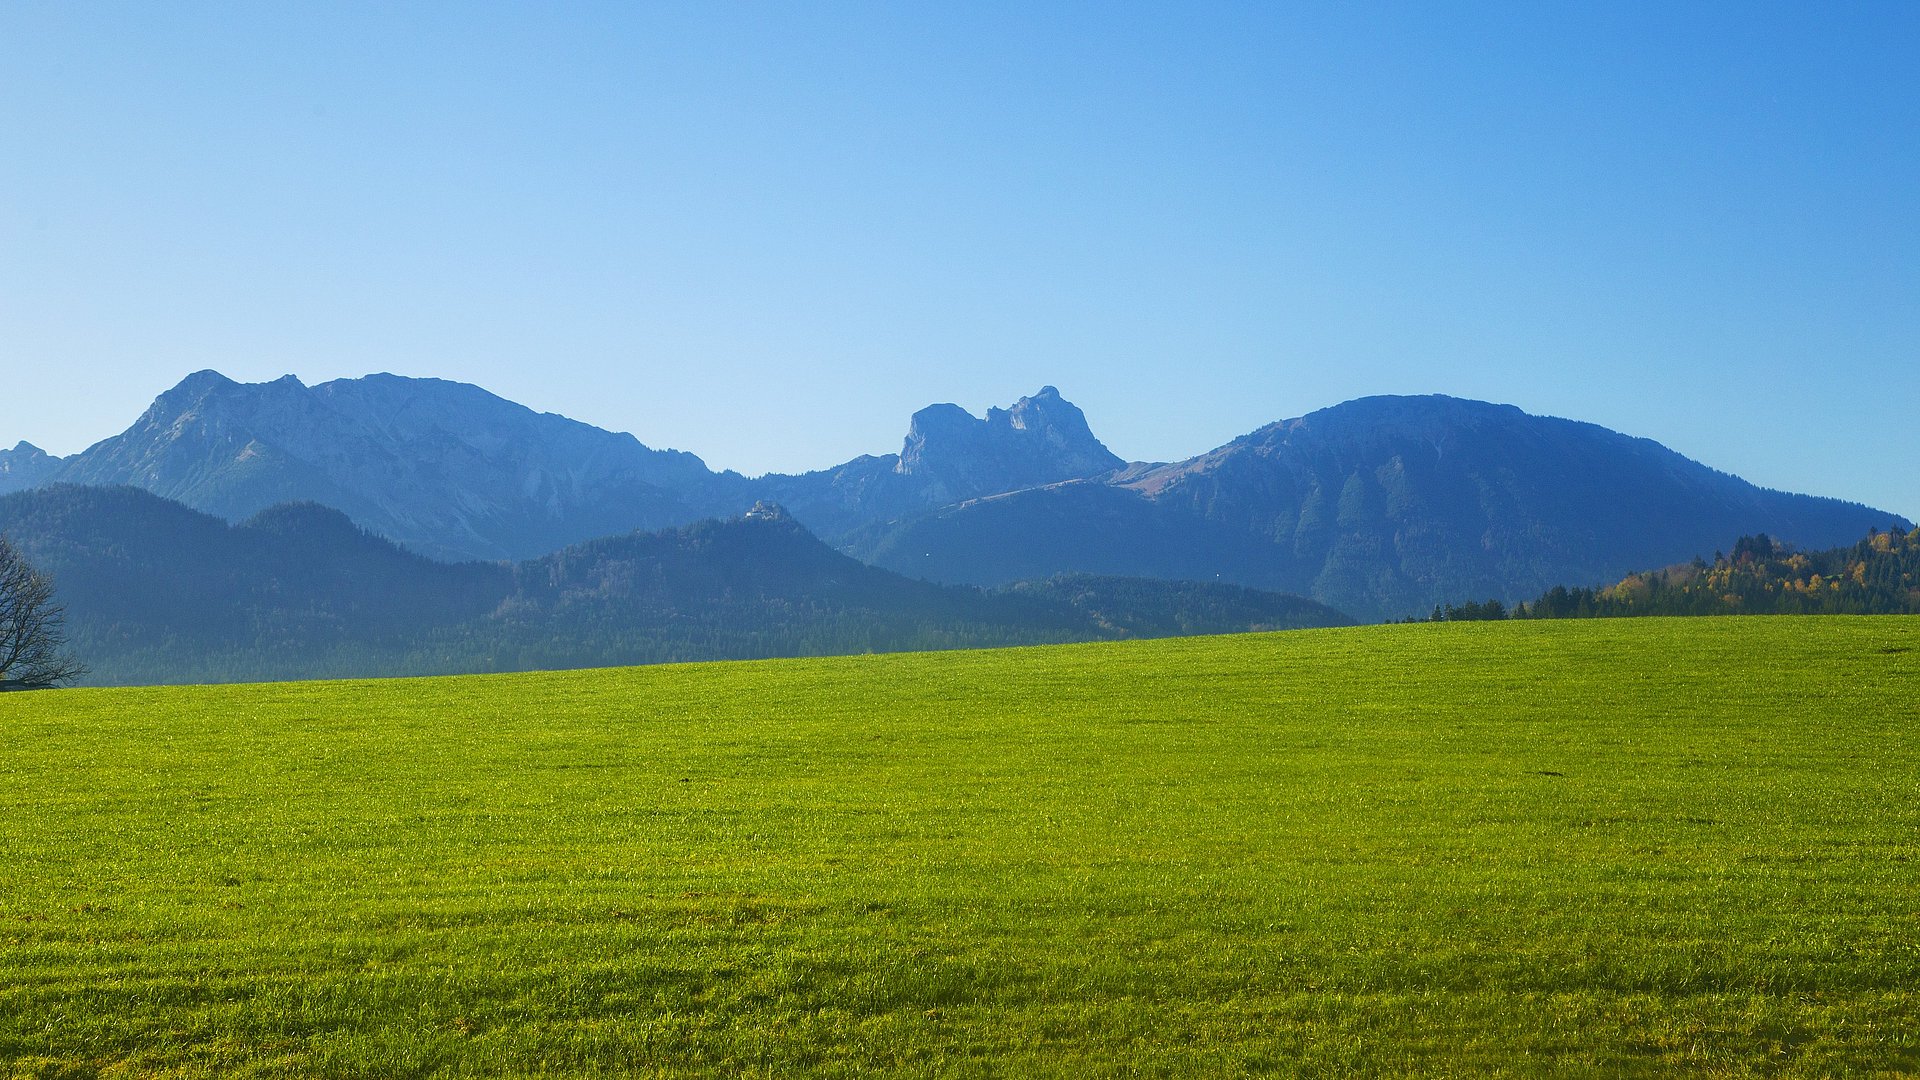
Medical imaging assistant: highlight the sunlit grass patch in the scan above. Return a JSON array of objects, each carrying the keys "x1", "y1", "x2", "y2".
[{"x1": 2, "y1": 616, "x2": 1917, "y2": 1076}]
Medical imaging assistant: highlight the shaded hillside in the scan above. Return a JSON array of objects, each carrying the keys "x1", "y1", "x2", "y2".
[
  {"x1": 461, "y1": 504, "x2": 1094, "y2": 672},
  {"x1": 0, "y1": 485, "x2": 507, "y2": 666},
  {"x1": 434, "y1": 510, "x2": 1350, "y2": 673},
  {"x1": 0, "y1": 487, "x2": 1348, "y2": 685},
  {"x1": 852, "y1": 396, "x2": 1909, "y2": 620}
]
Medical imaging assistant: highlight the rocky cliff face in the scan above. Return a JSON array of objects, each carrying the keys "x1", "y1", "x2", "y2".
[
  {"x1": 897, "y1": 386, "x2": 1123, "y2": 499},
  {"x1": 753, "y1": 386, "x2": 1126, "y2": 537}
]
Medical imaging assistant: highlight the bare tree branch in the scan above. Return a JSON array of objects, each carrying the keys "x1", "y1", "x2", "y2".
[{"x1": 0, "y1": 534, "x2": 86, "y2": 690}]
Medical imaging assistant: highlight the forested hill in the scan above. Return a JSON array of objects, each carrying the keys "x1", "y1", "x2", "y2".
[
  {"x1": 1425, "y1": 527, "x2": 1920, "y2": 620},
  {"x1": 0, "y1": 485, "x2": 1349, "y2": 685}
]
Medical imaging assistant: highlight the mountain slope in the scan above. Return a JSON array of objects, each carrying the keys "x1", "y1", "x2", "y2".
[
  {"x1": 47, "y1": 371, "x2": 747, "y2": 561},
  {"x1": 0, "y1": 487, "x2": 1349, "y2": 685},
  {"x1": 851, "y1": 395, "x2": 1909, "y2": 620},
  {"x1": 22, "y1": 375, "x2": 1126, "y2": 559}
]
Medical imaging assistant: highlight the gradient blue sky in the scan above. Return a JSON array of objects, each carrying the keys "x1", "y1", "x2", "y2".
[{"x1": 3, "y1": 2, "x2": 1915, "y2": 516}]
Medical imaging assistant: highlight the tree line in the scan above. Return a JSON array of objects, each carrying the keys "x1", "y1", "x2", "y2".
[{"x1": 1417, "y1": 526, "x2": 1920, "y2": 622}]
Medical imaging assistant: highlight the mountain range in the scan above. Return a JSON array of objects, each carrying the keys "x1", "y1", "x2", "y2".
[
  {"x1": 0, "y1": 485, "x2": 1349, "y2": 685},
  {"x1": 848, "y1": 395, "x2": 1909, "y2": 618},
  {"x1": 3, "y1": 371, "x2": 1907, "y2": 620}
]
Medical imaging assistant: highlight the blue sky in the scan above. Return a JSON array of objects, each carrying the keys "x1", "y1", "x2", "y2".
[{"x1": 3, "y1": 2, "x2": 1916, "y2": 516}]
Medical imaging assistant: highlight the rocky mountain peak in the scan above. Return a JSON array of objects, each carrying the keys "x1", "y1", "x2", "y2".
[
  {"x1": 143, "y1": 370, "x2": 314, "y2": 429},
  {"x1": 171, "y1": 369, "x2": 240, "y2": 395},
  {"x1": 903, "y1": 402, "x2": 977, "y2": 440},
  {"x1": 0, "y1": 441, "x2": 60, "y2": 495},
  {"x1": 897, "y1": 387, "x2": 1123, "y2": 496},
  {"x1": 45, "y1": 371, "x2": 744, "y2": 562},
  {"x1": 997, "y1": 386, "x2": 1116, "y2": 465},
  {"x1": 994, "y1": 385, "x2": 1064, "y2": 430}
]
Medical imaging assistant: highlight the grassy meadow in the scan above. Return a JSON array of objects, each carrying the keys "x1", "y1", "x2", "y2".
[{"x1": 2, "y1": 616, "x2": 1918, "y2": 1077}]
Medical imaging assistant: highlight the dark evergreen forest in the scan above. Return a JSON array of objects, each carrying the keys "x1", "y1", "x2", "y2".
[{"x1": 0, "y1": 486, "x2": 1350, "y2": 685}]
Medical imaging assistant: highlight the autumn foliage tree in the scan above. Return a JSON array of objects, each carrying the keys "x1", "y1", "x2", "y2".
[
  {"x1": 1447, "y1": 525, "x2": 1920, "y2": 622},
  {"x1": 0, "y1": 535, "x2": 85, "y2": 690}
]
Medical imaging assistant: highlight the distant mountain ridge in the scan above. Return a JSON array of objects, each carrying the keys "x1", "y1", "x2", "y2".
[
  {"x1": 41, "y1": 370, "x2": 744, "y2": 562},
  {"x1": 850, "y1": 395, "x2": 1908, "y2": 619},
  {"x1": 0, "y1": 485, "x2": 1350, "y2": 685},
  {"x1": 11, "y1": 373, "x2": 1132, "y2": 563},
  {"x1": 4, "y1": 373, "x2": 1907, "y2": 619}
]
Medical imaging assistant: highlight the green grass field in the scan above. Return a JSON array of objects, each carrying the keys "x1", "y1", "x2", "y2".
[{"x1": 3, "y1": 617, "x2": 1918, "y2": 1077}]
